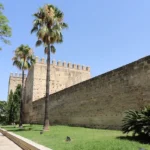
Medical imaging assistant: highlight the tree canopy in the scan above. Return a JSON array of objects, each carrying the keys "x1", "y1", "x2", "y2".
[
  {"x1": 12, "y1": 44, "x2": 35, "y2": 70},
  {"x1": 0, "y1": 100, "x2": 7, "y2": 124},
  {"x1": 0, "y1": 3, "x2": 11, "y2": 50},
  {"x1": 7, "y1": 85, "x2": 21, "y2": 124},
  {"x1": 31, "y1": 4, "x2": 68, "y2": 53}
]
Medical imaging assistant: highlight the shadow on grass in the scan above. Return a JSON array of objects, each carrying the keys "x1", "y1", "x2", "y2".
[
  {"x1": 1, "y1": 126, "x2": 16, "y2": 129},
  {"x1": 117, "y1": 135, "x2": 150, "y2": 144},
  {"x1": 1, "y1": 124, "x2": 43, "y2": 132},
  {"x1": 1, "y1": 124, "x2": 30, "y2": 128},
  {"x1": 6, "y1": 128, "x2": 43, "y2": 132}
]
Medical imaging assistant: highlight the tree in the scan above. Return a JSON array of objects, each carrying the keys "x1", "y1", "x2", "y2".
[
  {"x1": 12, "y1": 45, "x2": 35, "y2": 127},
  {"x1": 0, "y1": 100, "x2": 7, "y2": 124},
  {"x1": 122, "y1": 107, "x2": 150, "y2": 138},
  {"x1": 0, "y1": 3, "x2": 11, "y2": 50},
  {"x1": 7, "y1": 85, "x2": 21, "y2": 125},
  {"x1": 13, "y1": 84, "x2": 21, "y2": 123},
  {"x1": 31, "y1": 4, "x2": 68, "y2": 130},
  {"x1": 7, "y1": 90, "x2": 14, "y2": 124}
]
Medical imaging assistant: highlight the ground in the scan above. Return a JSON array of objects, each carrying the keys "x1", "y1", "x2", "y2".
[{"x1": 1, "y1": 125, "x2": 150, "y2": 150}]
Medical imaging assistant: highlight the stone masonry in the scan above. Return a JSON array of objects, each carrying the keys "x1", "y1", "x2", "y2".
[
  {"x1": 22, "y1": 56, "x2": 150, "y2": 129},
  {"x1": 8, "y1": 73, "x2": 27, "y2": 94},
  {"x1": 32, "y1": 57, "x2": 91, "y2": 101},
  {"x1": 8, "y1": 57, "x2": 91, "y2": 102}
]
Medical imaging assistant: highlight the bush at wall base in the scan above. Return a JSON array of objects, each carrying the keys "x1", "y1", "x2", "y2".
[{"x1": 122, "y1": 106, "x2": 150, "y2": 139}]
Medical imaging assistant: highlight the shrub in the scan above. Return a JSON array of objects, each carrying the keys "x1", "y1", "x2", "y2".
[
  {"x1": 7, "y1": 85, "x2": 21, "y2": 124},
  {"x1": 122, "y1": 107, "x2": 150, "y2": 137},
  {"x1": 0, "y1": 101, "x2": 7, "y2": 125}
]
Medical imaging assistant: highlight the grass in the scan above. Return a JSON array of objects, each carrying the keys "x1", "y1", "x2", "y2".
[{"x1": 1, "y1": 124, "x2": 150, "y2": 150}]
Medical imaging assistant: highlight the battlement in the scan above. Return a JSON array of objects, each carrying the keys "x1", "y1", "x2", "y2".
[
  {"x1": 10, "y1": 73, "x2": 27, "y2": 78},
  {"x1": 35, "y1": 56, "x2": 90, "y2": 71}
]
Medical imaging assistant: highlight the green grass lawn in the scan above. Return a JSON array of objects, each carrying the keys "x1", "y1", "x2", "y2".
[{"x1": 1, "y1": 124, "x2": 150, "y2": 150}]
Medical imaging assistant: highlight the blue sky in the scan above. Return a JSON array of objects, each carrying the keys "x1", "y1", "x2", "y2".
[{"x1": 0, "y1": 0, "x2": 150, "y2": 100}]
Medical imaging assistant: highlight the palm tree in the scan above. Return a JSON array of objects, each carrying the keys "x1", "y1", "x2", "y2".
[
  {"x1": 12, "y1": 44, "x2": 35, "y2": 127},
  {"x1": 31, "y1": 4, "x2": 68, "y2": 130},
  {"x1": 122, "y1": 107, "x2": 150, "y2": 137}
]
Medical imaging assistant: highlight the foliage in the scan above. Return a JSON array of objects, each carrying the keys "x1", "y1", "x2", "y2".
[
  {"x1": 7, "y1": 90, "x2": 14, "y2": 124},
  {"x1": 13, "y1": 84, "x2": 21, "y2": 123},
  {"x1": 0, "y1": 100, "x2": 7, "y2": 124},
  {"x1": 31, "y1": 4, "x2": 68, "y2": 130},
  {"x1": 0, "y1": 3, "x2": 12, "y2": 50},
  {"x1": 12, "y1": 44, "x2": 35, "y2": 127},
  {"x1": 31, "y1": 4, "x2": 68, "y2": 48},
  {"x1": 7, "y1": 85, "x2": 21, "y2": 124},
  {"x1": 1, "y1": 125, "x2": 149, "y2": 150},
  {"x1": 122, "y1": 107, "x2": 150, "y2": 137},
  {"x1": 12, "y1": 44, "x2": 35, "y2": 70}
]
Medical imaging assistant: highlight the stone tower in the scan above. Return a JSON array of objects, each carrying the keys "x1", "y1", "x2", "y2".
[
  {"x1": 8, "y1": 73, "x2": 27, "y2": 94},
  {"x1": 8, "y1": 56, "x2": 91, "y2": 103}
]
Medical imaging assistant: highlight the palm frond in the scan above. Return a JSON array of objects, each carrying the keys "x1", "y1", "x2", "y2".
[
  {"x1": 44, "y1": 47, "x2": 48, "y2": 54},
  {"x1": 56, "y1": 32, "x2": 63, "y2": 43},
  {"x1": 35, "y1": 40, "x2": 42, "y2": 47},
  {"x1": 122, "y1": 108, "x2": 150, "y2": 137},
  {"x1": 51, "y1": 45, "x2": 56, "y2": 54},
  {"x1": 12, "y1": 44, "x2": 36, "y2": 71},
  {"x1": 60, "y1": 22, "x2": 68, "y2": 29},
  {"x1": 31, "y1": 4, "x2": 68, "y2": 48},
  {"x1": 13, "y1": 60, "x2": 22, "y2": 70},
  {"x1": 31, "y1": 26, "x2": 38, "y2": 34}
]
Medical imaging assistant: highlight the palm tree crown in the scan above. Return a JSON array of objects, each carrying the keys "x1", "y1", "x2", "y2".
[
  {"x1": 31, "y1": 4, "x2": 68, "y2": 52},
  {"x1": 12, "y1": 44, "x2": 35, "y2": 70}
]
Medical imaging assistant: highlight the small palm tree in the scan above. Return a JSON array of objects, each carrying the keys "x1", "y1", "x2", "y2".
[
  {"x1": 31, "y1": 4, "x2": 68, "y2": 130},
  {"x1": 122, "y1": 107, "x2": 150, "y2": 137},
  {"x1": 122, "y1": 110, "x2": 142, "y2": 136},
  {"x1": 12, "y1": 44, "x2": 35, "y2": 127}
]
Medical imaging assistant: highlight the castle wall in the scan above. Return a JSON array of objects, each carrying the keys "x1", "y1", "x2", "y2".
[
  {"x1": 8, "y1": 73, "x2": 26, "y2": 94},
  {"x1": 32, "y1": 57, "x2": 91, "y2": 101},
  {"x1": 27, "y1": 56, "x2": 150, "y2": 129},
  {"x1": 24, "y1": 66, "x2": 34, "y2": 103},
  {"x1": 23, "y1": 66, "x2": 34, "y2": 122}
]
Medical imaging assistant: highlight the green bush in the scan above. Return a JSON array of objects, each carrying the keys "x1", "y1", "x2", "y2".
[
  {"x1": 122, "y1": 107, "x2": 150, "y2": 137},
  {"x1": 0, "y1": 84, "x2": 22, "y2": 125},
  {"x1": 7, "y1": 84, "x2": 21, "y2": 124},
  {"x1": 0, "y1": 101, "x2": 7, "y2": 125}
]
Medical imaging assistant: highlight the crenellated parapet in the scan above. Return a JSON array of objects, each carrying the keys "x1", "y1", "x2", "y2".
[
  {"x1": 35, "y1": 56, "x2": 46, "y2": 64},
  {"x1": 10, "y1": 73, "x2": 27, "y2": 78},
  {"x1": 35, "y1": 56, "x2": 90, "y2": 72}
]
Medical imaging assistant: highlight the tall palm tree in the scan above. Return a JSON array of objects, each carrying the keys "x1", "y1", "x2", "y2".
[
  {"x1": 31, "y1": 4, "x2": 68, "y2": 130},
  {"x1": 12, "y1": 44, "x2": 35, "y2": 127}
]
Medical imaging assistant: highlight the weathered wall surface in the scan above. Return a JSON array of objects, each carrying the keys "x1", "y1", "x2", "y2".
[
  {"x1": 32, "y1": 57, "x2": 91, "y2": 101},
  {"x1": 24, "y1": 66, "x2": 34, "y2": 103},
  {"x1": 8, "y1": 57, "x2": 91, "y2": 103},
  {"x1": 8, "y1": 73, "x2": 26, "y2": 94},
  {"x1": 28, "y1": 56, "x2": 150, "y2": 129},
  {"x1": 23, "y1": 66, "x2": 34, "y2": 122}
]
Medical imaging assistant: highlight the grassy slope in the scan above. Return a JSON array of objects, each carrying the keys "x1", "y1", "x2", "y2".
[{"x1": 1, "y1": 125, "x2": 150, "y2": 150}]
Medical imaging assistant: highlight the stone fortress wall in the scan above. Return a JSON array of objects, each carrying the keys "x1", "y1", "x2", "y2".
[
  {"x1": 8, "y1": 57, "x2": 91, "y2": 101},
  {"x1": 24, "y1": 56, "x2": 150, "y2": 129},
  {"x1": 8, "y1": 73, "x2": 27, "y2": 94},
  {"x1": 8, "y1": 57, "x2": 91, "y2": 119},
  {"x1": 32, "y1": 57, "x2": 91, "y2": 101}
]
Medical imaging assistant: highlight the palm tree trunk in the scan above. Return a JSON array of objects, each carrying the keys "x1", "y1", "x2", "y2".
[
  {"x1": 43, "y1": 44, "x2": 50, "y2": 130},
  {"x1": 19, "y1": 69, "x2": 24, "y2": 127}
]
